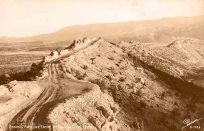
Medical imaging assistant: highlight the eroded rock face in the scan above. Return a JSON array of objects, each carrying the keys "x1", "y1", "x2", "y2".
[
  {"x1": 0, "y1": 37, "x2": 204, "y2": 131},
  {"x1": 51, "y1": 39, "x2": 182, "y2": 111},
  {"x1": 125, "y1": 39, "x2": 204, "y2": 80},
  {"x1": 43, "y1": 37, "x2": 98, "y2": 63},
  {"x1": 0, "y1": 81, "x2": 42, "y2": 131},
  {"x1": 40, "y1": 38, "x2": 190, "y2": 131},
  {"x1": 167, "y1": 39, "x2": 204, "y2": 64},
  {"x1": 48, "y1": 85, "x2": 130, "y2": 131}
]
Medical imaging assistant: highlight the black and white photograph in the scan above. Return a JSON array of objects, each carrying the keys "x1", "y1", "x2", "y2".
[{"x1": 0, "y1": 0, "x2": 204, "y2": 131}]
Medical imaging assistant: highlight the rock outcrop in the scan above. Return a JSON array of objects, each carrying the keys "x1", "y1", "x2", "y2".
[
  {"x1": 48, "y1": 85, "x2": 127, "y2": 131},
  {"x1": 43, "y1": 37, "x2": 98, "y2": 63},
  {"x1": 167, "y1": 39, "x2": 204, "y2": 64},
  {"x1": 0, "y1": 37, "x2": 204, "y2": 131}
]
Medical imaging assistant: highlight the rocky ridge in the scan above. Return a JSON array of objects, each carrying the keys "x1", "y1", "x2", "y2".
[{"x1": 0, "y1": 37, "x2": 204, "y2": 131}]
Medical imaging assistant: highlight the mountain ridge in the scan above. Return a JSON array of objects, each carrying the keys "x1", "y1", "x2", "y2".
[
  {"x1": 0, "y1": 37, "x2": 204, "y2": 131},
  {"x1": 0, "y1": 15, "x2": 203, "y2": 43}
]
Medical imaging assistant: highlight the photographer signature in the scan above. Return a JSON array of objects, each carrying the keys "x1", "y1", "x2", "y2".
[{"x1": 182, "y1": 118, "x2": 202, "y2": 130}]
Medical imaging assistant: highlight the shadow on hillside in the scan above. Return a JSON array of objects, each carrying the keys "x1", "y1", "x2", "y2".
[
  {"x1": 133, "y1": 57, "x2": 204, "y2": 103},
  {"x1": 0, "y1": 62, "x2": 43, "y2": 85}
]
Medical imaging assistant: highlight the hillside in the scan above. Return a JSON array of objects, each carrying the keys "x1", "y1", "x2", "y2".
[
  {"x1": 0, "y1": 15, "x2": 204, "y2": 43},
  {"x1": 0, "y1": 37, "x2": 204, "y2": 131}
]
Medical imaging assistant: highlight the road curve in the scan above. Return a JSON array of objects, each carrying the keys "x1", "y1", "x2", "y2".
[{"x1": 8, "y1": 62, "x2": 94, "y2": 131}]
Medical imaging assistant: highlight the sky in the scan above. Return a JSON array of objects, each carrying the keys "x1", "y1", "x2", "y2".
[{"x1": 0, "y1": 0, "x2": 203, "y2": 37}]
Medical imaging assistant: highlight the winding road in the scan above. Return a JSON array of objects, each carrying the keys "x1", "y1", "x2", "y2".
[{"x1": 8, "y1": 62, "x2": 94, "y2": 131}]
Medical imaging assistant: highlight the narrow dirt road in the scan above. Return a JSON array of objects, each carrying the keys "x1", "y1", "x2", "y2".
[
  {"x1": 5, "y1": 38, "x2": 102, "y2": 131},
  {"x1": 8, "y1": 62, "x2": 94, "y2": 131}
]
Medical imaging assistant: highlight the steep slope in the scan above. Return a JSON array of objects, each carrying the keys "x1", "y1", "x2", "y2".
[
  {"x1": 126, "y1": 39, "x2": 204, "y2": 79},
  {"x1": 0, "y1": 81, "x2": 42, "y2": 130},
  {"x1": 4, "y1": 38, "x2": 136, "y2": 131},
  {"x1": 32, "y1": 38, "x2": 204, "y2": 130},
  {"x1": 0, "y1": 37, "x2": 204, "y2": 131},
  {"x1": 167, "y1": 39, "x2": 204, "y2": 63}
]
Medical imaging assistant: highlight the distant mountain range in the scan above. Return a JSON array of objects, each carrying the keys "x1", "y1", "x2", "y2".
[{"x1": 0, "y1": 15, "x2": 203, "y2": 43}]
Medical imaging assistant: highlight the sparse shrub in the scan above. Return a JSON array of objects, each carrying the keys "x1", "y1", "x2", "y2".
[
  {"x1": 160, "y1": 92, "x2": 166, "y2": 99},
  {"x1": 108, "y1": 56, "x2": 114, "y2": 60},
  {"x1": 117, "y1": 83, "x2": 124, "y2": 91},
  {"x1": 75, "y1": 71, "x2": 86, "y2": 80},
  {"x1": 139, "y1": 101, "x2": 146, "y2": 109},
  {"x1": 135, "y1": 77, "x2": 141, "y2": 83},
  {"x1": 82, "y1": 65, "x2": 88, "y2": 70},
  {"x1": 105, "y1": 75, "x2": 112, "y2": 81},
  {"x1": 174, "y1": 102, "x2": 179, "y2": 106},
  {"x1": 90, "y1": 57, "x2": 96, "y2": 64},
  {"x1": 135, "y1": 89, "x2": 142, "y2": 97},
  {"x1": 89, "y1": 78, "x2": 110, "y2": 92},
  {"x1": 121, "y1": 46, "x2": 126, "y2": 51},
  {"x1": 3, "y1": 74, "x2": 11, "y2": 83},
  {"x1": 118, "y1": 76, "x2": 125, "y2": 82}
]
